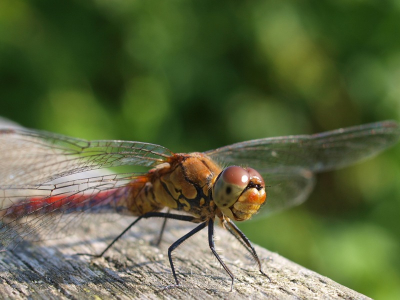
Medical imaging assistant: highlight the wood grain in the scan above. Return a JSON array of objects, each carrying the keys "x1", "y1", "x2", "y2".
[{"x1": 0, "y1": 216, "x2": 370, "y2": 299}]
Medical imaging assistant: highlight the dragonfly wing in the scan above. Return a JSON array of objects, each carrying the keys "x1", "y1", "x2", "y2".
[
  {"x1": 205, "y1": 120, "x2": 400, "y2": 173},
  {"x1": 255, "y1": 167, "x2": 315, "y2": 217},
  {"x1": 0, "y1": 125, "x2": 170, "y2": 250},
  {"x1": 0, "y1": 128, "x2": 173, "y2": 185},
  {"x1": 0, "y1": 173, "x2": 141, "y2": 250},
  {"x1": 206, "y1": 121, "x2": 399, "y2": 215}
]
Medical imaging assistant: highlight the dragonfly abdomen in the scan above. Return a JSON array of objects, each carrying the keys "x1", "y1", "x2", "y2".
[{"x1": 0, "y1": 188, "x2": 134, "y2": 221}]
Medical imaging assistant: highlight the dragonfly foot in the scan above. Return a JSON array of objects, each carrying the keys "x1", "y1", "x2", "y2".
[
  {"x1": 260, "y1": 269, "x2": 272, "y2": 283},
  {"x1": 150, "y1": 238, "x2": 162, "y2": 247},
  {"x1": 74, "y1": 252, "x2": 103, "y2": 258}
]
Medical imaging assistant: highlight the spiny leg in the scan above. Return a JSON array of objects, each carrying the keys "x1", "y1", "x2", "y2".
[
  {"x1": 167, "y1": 221, "x2": 207, "y2": 286},
  {"x1": 77, "y1": 212, "x2": 197, "y2": 257},
  {"x1": 224, "y1": 219, "x2": 271, "y2": 282},
  {"x1": 208, "y1": 219, "x2": 235, "y2": 292},
  {"x1": 223, "y1": 220, "x2": 259, "y2": 264}
]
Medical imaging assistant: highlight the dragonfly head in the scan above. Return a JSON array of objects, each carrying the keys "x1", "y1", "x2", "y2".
[{"x1": 212, "y1": 166, "x2": 266, "y2": 221}]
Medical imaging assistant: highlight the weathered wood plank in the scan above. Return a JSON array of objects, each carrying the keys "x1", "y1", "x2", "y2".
[{"x1": 0, "y1": 217, "x2": 370, "y2": 299}]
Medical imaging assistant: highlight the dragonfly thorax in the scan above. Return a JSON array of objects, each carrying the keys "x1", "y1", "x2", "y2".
[
  {"x1": 143, "y1": 153, "x2": 222, "y2": 221},
  {"x1": 138, "y1": 153, "x2": 267, "y2": 222}
]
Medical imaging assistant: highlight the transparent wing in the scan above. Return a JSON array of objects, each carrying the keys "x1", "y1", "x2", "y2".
[
  {"x1": 206, "y1": 120, "x2": 400, "y2": 172},
  {"x1": 257, "y1": 168, "x2": 315, "y2": 217},
  {"x1": 206, "y1": 121, "x2": 400, "y2": 214},
  {"x1": 0, "y1": 172, "x2": 142, "y2": 250},
  {"x1": 0, "y1": 128, "x2": 173, "y2": 185},
  {"x1": 0, "y1": 127, "x2": 172, "y2": 250}
]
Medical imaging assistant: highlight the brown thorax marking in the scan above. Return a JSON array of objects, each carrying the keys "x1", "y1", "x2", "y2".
[
  {"x1": 126, "y1": 153, "x2": 222, "y2": 222},
  {"x1": 155, "y1": 153, "x2": 222, "y2": 221}
]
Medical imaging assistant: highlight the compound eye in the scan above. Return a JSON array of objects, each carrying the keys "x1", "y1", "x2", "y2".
[
  {"x1": 213, "y1": 166, "x2": 250, "y2": 208},
  {"x1": 246, "y1": 167, "x2": 264, "y2": 186}
]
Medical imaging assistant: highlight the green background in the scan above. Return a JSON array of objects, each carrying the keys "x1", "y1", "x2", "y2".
[{"x1": 1, "y1": 1, "x2": 400, "y2": 298}]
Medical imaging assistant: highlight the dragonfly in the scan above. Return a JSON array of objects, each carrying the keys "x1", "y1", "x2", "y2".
[{"x1": 0, "y1": 120, "x2": 399, "y2": 290}]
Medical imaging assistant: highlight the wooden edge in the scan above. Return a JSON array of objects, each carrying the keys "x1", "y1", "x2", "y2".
[{"x1": 0, "y1": 217, "x2": 371, "y2": 300}]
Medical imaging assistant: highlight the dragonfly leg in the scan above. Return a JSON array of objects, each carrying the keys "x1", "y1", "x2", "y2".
[
  {"x1": 208, "y1": 219, "x2": 235, "y2": 292},
  {"x1": 153, "y1": 209, "x2": 169, "y2": 247},
  {"x1": 167, "y1": 221, "x2": 207, "y2": 286},
  {"x1": 77, "y1": 212, "x2": 197, "y2": 258},
  {"x1": 224, "y1": 219, "x2": 271, "y2": 282}
]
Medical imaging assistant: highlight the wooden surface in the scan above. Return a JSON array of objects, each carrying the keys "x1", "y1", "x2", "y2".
[{"x1": 0, "y1": 216, "x2": 371, "y2": 300}]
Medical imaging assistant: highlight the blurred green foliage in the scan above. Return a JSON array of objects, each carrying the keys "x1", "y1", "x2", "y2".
[{"x1": 1, "y1": 0, "x2": 400, "y2": 298}]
